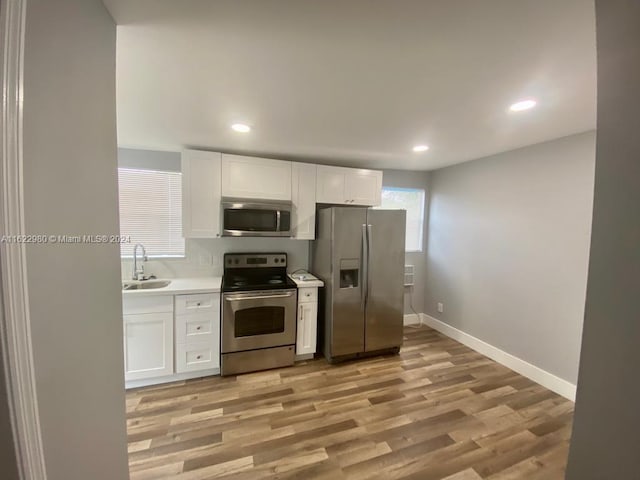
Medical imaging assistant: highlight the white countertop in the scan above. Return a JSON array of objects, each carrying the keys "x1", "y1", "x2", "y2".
[
  {"x1": 288, "y1": 273, "x2": 324, "y2": 288},
  {"x1": 122, "y1": 277, "x2": 222, "y2": 296}
]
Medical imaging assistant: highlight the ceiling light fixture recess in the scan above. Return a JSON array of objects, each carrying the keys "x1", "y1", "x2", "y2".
[
  {"x1": 509, "y1": 99, "x2": 537, "y2": 112},
  {"x1": 231, "y1": 123, "x2": 251, "y2": 133},
  {"x1": 413, "y1": 145, "x2": 430, "y2": 152}
]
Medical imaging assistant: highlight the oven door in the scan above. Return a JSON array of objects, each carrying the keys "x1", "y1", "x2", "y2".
[{"x1": 222, "y1": 289, "x2": 297, "y2": 353}]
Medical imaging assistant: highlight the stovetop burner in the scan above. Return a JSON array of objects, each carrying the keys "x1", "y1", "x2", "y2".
[{"x1": 222, "y1": 252, "x2": 296, "y2": 292}]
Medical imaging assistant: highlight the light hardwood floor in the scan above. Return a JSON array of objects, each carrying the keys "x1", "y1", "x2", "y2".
[{"x1": 126, "y1": 325, "x2": 574, "y2": 479}]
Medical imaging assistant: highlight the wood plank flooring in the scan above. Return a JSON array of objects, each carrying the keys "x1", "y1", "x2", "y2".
[{"x1": 126, "y1": 325, "x2": 574, "y2": 479}]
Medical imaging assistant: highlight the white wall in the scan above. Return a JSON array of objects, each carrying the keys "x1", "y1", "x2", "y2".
[
  {"x1": 0, "y1": 314, "x2": 19, "y2": 480},
  {"x1": 567, "y1": 1, "x2": 640, "y2": 476},
  {"x1": 425, "y1": 131, "x2": 595, "y2": 384},
  {"x1": 121, "y1": 237, "x2": 310, "y2": 280},
  {"x1": 22, "y1": 0, "x2": 129, "y2": 479}
]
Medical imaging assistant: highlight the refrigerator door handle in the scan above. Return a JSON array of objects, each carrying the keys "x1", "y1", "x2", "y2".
[
  {"x1": 366, "y1": 224, "x2": 372, "y2": 306},
  {"x1": 361, "y1": 223, "x2": 368, "y2": 309}
]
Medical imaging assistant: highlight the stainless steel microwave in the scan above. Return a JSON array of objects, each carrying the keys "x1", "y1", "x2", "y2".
[{"x1": 221, "y1": 198, "x2": 292, "y2": 237}]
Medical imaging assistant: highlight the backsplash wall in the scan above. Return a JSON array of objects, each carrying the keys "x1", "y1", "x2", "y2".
[{"x1": 121, "y1": 238, "x2": 310, "y2": 280}]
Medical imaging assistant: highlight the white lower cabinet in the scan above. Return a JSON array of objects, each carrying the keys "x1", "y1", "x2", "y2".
[
  {"x1": 123, "y1": 291, "x2": 221, "y2": 386},
  {"x1": 175, "y1": 293, "x2": 220, "y2": 373},
  {"x1": 296, "y1": 287, "x2": 319, "y2": 356},
  {"x1": 123, "y1": 311, "x2": 174, "y2": 382}
]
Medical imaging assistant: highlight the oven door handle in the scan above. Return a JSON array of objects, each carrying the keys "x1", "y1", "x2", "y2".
[{"x1": 224, "y1": 291, "x2": 295, "y2": 301}]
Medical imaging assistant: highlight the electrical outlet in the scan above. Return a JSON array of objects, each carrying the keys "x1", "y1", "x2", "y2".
[{"x1": 437, "y1": 302, "x2": 444, "y2": 313}]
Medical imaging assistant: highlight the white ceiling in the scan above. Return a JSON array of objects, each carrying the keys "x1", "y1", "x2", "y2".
[{"x1": 104, "y1": 0, "x2": 596, "y2": 171}]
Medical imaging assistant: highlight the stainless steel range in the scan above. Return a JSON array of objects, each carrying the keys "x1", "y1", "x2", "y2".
[{"x1": 220, "y1": 253, "x2": 298, "y2": 376}]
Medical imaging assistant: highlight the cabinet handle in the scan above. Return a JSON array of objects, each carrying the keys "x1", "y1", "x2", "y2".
[
  {"x1": 196, "y1": 302, "x2": 201, "y2": 306},
  {"x1": 300, "y1": 305, "x2": 304, "y2": 321}
]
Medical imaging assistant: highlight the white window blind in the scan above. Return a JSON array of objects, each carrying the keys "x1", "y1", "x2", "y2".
[
  {"x1": 118, "y1": 168, "x2": 185, "y2": 257},
  {"x1": 377, "y1": 187, "x2": 425, "y2": 252}
]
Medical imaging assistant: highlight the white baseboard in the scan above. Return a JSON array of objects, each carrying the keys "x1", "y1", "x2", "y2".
[
  {"x1": 403, "y1": 313, "x2": 422, "y2": 325},
  {"x1": 418, "y1": 314, "x2": 576, "y2": 401},
  {"x1": 125, "y1": 368, "x2": 220, "y2": 390}
]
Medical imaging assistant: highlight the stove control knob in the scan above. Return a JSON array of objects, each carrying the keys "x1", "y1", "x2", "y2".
[
  {"x1": 274, "y1": 258, "x2": 279, "y2": 263},
  {"x1": 234, "y1": 259, "x2": 239, "y2": 264}
]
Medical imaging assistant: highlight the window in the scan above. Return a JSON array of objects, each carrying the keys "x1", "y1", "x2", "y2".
[
  {"x1": 118, "y1": 168, "x2": 185, "y2": 257},
  {"x1": 377, "y1": 187, "x2": 425, "y2": 252}
]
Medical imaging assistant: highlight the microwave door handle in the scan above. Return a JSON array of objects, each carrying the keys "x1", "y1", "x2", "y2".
[{"x1": 276, "y1": 210, "x2": 281, "y2": 232}]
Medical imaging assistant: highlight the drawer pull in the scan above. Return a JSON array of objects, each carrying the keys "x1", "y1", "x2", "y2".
[
  {"x1": 196, "y1": 302, "x2": 201, "y2": 306},
  {"x1": 196, "y1": 326, "x2": 202, "y2": 331},
  {"x1": 196, "y1": 355, "x2": 202, "y2": 360}
]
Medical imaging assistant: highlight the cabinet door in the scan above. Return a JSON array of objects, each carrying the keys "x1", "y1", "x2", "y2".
[
  {"x1": 346, "y1": 170, "x2": 383, "y2": 206},
  {"x1": 124, "y1": 312, "x2": 173, "y2": 381},
  {"x1": 316, "y1": 166, "x2": 347, "y2": 204},
  {"x1": 182, "y1": 150, "x2": 221, "y2": 238},
  {"x1": 291, "y1": 162, "x2": 317, "y2": 240},
  {"x1": 221, "y1": 154, "x2": 292, "y2": 200},
  {"x1": 296, "y1": 302, "x2": 318, "y2": 355}
]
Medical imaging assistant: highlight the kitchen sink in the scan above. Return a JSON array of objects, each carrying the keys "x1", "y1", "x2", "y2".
[{"x1": 122, "y1": 280, "x2": 171, "y2": 291}]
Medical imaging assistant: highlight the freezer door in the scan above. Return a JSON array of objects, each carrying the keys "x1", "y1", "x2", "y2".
[
  {"x1": 365, "y1": 209, "x2": 406, "y2": 352},
  {"x1": 330, "y1": 207, "x2": 368, "y2": 357}
]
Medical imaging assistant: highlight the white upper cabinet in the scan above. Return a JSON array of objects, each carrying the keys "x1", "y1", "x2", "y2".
[
  {"x1": 221, "y1": 154, "x2": 292, "y2": 200},
  {"x1": 316, "y1": 165, "x2": 382, "y2": 206},
  {"x1": 346, "y1": 169, "x2": 383, "y2": 206},
  {"x1": 291, "y1": 162, "x2": 317, "y2": 240},
  {"x1": 182, "y1": 149, "x2": 221, "y2": 238},
  {"x1": 316, "y1": 166, "x2": 346, "y2": 204}
]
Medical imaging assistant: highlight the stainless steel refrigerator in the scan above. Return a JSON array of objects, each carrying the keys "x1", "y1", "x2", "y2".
[{"x1": 311, "y1": 207, "x2": 406, "y2": 362}]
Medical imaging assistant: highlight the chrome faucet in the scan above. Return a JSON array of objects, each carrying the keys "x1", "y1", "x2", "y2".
[{"x1": 132, "y1": 243, "x2": 148, "y2": 281}]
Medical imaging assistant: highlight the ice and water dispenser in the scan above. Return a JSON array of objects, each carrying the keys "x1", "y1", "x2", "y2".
[{"x1": 339, "y1": 259, "x2": 359, "y2": 288}]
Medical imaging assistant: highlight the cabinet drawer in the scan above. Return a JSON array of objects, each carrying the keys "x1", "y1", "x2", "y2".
[
  {"x1": 176, "y1": 341, "x2": 219, "y2": 373},
  {"x1": 175, "y1": 313, "x2": 216, "y2": 344},
  {"x1": 123, "y1": 295, "x2": 173, "y2": 315},
  {"x1": 175, "y1": 293, "x2": 219, "y2": 315},
  {"x1": 298, "y1": 288, "x2": 318, "y2": 303}
]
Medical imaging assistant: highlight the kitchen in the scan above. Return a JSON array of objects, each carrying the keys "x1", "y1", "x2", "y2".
[
  {"x1": 121, "y1": 149, "x2": 408, "y2": 382},
  {"x1": 5, "y1": 1, "x2": 633, "y2": 480},
  {"x1": 113, "y1": 0, "x2": 593, "y2": 473}
]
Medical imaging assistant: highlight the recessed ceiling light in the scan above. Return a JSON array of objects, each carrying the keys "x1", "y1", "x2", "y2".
[
  {"x1": 231, "y1": 123, "x2": 251, "y2": 133},
  {"x1": 413, "y1": 145, "x2": 430, "y2": 152},
  {"x1": 509, "y1": 99, "x2": 537, "y2": 112}
]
